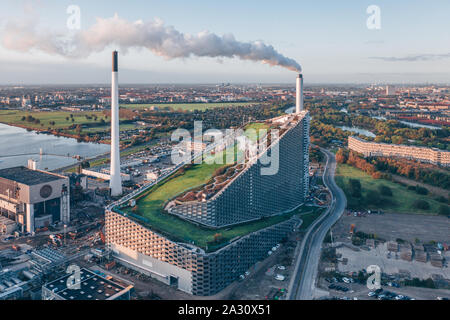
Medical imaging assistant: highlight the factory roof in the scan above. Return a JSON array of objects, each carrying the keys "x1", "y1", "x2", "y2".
[
  {"x1": 0, "y1": 166, "x2": 65, "y2": 185},
  {"x1": 43, "y1": 268, "x2": 133, "y2": 300}
]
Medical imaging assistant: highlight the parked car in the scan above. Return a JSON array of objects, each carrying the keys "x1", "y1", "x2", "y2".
[
  {"x1": 275, "y1": 274, "x2": 285, "y2": 281},
  {"x1": 375, "y1": 288, "x2": 383, "y2": 294}
]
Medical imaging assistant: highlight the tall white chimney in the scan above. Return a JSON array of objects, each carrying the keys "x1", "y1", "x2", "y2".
[
  {"x1": 296, "y1": 73, "x2": 303, "y2": 113},
  {"x1": 110, "y1": 51, "x2": 122, "y2": 196}
]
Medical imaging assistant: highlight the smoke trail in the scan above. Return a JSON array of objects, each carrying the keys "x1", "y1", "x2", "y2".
[{"x1": 1, "y1": 14, "x2": 301, "y2": 73}]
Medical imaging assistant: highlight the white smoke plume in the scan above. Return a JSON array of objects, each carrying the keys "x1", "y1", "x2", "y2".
[{"x1": 2, "y1": 14, "x2": 301, "y2": 73}]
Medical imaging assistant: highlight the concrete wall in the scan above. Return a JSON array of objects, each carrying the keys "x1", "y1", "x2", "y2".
[
  {"x1": 21, "y1": 178, "x2": 69, "y2": 204},
  {"x1": 110, "y1": 243, "x2": 193, "y2": 294},
  {"x1": 82, "y1": 169, "x2": 131, "y2": 182}
]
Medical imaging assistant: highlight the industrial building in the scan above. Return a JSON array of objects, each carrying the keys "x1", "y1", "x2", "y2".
[
  {"x1": 105, "y1": 74, "x2": 310, "y2": 295},
  {"x1": 0, "y1": 165, "x2": 70, "y2": 233},
  {"x1": 0, "y1": 268, "x2": 27, "y2": 300},
  {"x1": 348, "y1": 136, "x2": 450, "y2": 167},
  {"x1": 42, "y1": 267, "x2": 133, "y2": 300}
]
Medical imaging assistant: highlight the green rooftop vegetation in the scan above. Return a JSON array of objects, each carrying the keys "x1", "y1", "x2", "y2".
[
  {"x1": 118, "y1": 201, "x2": 323, "y2": 252},
  {"x1": 129, "y1": 121, "x2": 271, "y2": 221},
  {"x1": 115, "y1": 120, "x2": 313, "y2": 251},
  {"x1": 244, "y1": 122, "x2": 270, "y2": 142}
]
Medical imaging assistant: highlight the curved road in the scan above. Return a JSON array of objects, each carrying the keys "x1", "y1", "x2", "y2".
[{"x1": 288, "y1": 148, "x2": 347, "y2": 300}]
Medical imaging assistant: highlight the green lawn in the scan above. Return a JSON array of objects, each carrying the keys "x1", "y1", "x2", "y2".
[
  {"x1": 121, "y1": 201, "x2": 321, "y2": 251},
  {"x1": 244, "y1": 122, "x2": 270, "y2": 142},
  {"x1": 0, "y1": 110, "x2": 152, "y2": 137},
  {"x1": 121, "y1": 102, "x2": 258, "y2": 112},
  {"x1": 298, "y1": 210, "x2": 323, "y2": 230},
  {"x1": 133, "y1": 143, "x2": 239, "y2": 208},
  {"x1": 336, "y1": 164, "x2": 443, "y2": 215},
  {"x1": 131, "y1": 121, "x2": 269, "y2": 221},
  {"x1": 79, "y1": 122, "x2": 141, "y2": 133},
  {"x1": 0, "y1": 110, "x2": 108, "y2": 130}
]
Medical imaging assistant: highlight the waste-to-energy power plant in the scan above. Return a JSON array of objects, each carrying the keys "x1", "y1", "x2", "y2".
[
  {"x1": 109, "y1": 51, "x2": 123, "y2": 197},
  {"x1": 0, "y1": 165, "x2": 70, "y2": 233},
  {"x1": 105, "y1": 72, "x2": 310, "y2": 296}
]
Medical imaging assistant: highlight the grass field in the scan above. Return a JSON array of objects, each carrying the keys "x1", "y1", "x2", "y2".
[
  {"x1": 0, "y1": 110, "x2": 151, "y2": 136},
  {"x1": 0, "y1": 110, "x2": 108, "y2": 130},
  {"x1": 121, "y1": 102, "x2": 258, "y2": 112},
  {"x1": 335, "y1": 164, "x2": 443, "y2": 215}
]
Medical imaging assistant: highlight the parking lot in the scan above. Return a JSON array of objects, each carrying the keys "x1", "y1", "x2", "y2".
[{"x1": 316, "y1": 211, "x2": 450, "y2": 300}]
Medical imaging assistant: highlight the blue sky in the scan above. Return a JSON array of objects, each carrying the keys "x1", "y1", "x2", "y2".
[{"x1": 0, "y1": 0, "x2": 449, "y2": 84}]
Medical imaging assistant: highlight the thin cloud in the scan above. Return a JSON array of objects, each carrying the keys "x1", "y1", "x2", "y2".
[{"x1": 369, "y1": 53, "x2": 450, "y2": 62}]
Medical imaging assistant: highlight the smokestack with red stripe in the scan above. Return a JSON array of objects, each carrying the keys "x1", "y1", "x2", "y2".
[
  {"x1": 110, "y1": 51, "x2": 122, "y2": 196},
  {"x1": 296, "y1": 73, "x2": 303, "y2": 113}
]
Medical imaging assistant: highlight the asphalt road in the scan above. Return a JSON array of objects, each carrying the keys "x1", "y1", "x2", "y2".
[{"x1": 288, "y1": 148, "x2": 347, "y2": 300}]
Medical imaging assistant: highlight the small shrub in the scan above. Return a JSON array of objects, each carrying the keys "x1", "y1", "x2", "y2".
[
  {"x1": 438, "y1": 205, "x2": 450, "y2": 216},
  {"x1": 413, "y1": 199, "x2": 430, "y2": 210},
  {"x1": 378, "y1": 185, "x2": 392, "y2": 197},
  {"x1": 415, "y1": 185, "x2": 429, "y2": 195}
]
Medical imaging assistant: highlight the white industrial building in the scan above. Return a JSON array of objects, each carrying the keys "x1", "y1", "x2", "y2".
[{"x1": 0, "y1": 166, "x2": 70, "y2": 233}]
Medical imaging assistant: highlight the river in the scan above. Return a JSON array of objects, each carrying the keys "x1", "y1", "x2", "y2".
[
  {"x1": 0, "y1": 123, "x2": 110, "y2": 171},
  {"x1": 285, "y1": 106, "x2": 295, "y2": 114},
  {"x1": 284, "y1": 106, "x2": 374, "y2": 137},
  {"x1": 337, "y1": 126, "x2": 376, "y2": 138},
  {"x1": 372, "y1": 116, "x2": 441, "y2": 130}
]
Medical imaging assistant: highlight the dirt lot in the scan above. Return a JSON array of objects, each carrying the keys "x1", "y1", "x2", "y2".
[{"x1": 333, "y1": 212, "x2": 450, "y2": 244}]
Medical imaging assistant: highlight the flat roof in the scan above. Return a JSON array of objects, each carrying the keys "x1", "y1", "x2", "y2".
[
  {"x1": 0, "y1": 166, "x2": 64, "y2": 186},
  {"x1": 43, "y1": 268, "x2": 132, "y2": 300}
]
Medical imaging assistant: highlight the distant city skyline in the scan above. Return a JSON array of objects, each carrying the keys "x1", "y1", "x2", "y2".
[{"x1": 0, "y1": 0, "x2": 449, "y2": 84}]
